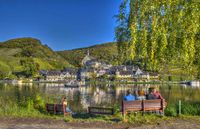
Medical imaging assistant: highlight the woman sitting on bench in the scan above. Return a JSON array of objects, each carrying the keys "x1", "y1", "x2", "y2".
[
  {"x1": 62, "y1": 97, "x2": 73, "y2": 114},
  {"x1": 147, "y1": 87, "x2": 163, "y2": 100},
  {"x1": 137, "y1": 89, "x2": 146, "y2": 100}
]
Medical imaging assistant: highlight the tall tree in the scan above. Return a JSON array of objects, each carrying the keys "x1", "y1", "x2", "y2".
[
  {"x1": 135, "y1": 0, "x2": 148, "y2": 68},
  {"x1": 128, "y1": 0, "x2": 138, "y2": 63},
  {"x1": 115, "y1": 0, "x2": 200, "y2": 77},
  {"x1": 115, "y1": 0, "x2": 130, "y2": 64}
]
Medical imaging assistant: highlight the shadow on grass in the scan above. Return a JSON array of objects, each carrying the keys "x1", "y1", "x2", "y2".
[
  {"x1": 72, "y1": 112, "x2": 91, "y2": 119},
  {"x1": 71, "y1": 112, "x2": 121, "y2": 123}
]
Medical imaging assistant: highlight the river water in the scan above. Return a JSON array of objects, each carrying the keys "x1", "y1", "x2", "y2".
[{"x1": 0, "y1": 83, "x2": 200, "y2": 112}]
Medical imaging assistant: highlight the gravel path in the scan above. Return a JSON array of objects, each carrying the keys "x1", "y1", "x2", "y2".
[{"x1": 0, "y1": 117, "x2": 200, "y2": 129}]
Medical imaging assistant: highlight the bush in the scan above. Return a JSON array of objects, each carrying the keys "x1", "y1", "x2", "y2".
[
  {"x1": 165, "y1": 102, "x2": 200, "y2": 116},
  {"x1": 113, "y1": 103, "x2": 120, "y2": 115},
  {"x1": 182, "y1": 102, "x2": 200, "y2": 115},
  {"x1": 165, "y1": 105, "x2": 177, "y2": 117},
  {"x1": 33, "y1": 94, "x2": 46, "y2": 113}
]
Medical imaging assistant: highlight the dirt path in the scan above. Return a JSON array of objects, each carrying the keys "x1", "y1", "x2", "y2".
[{"x1": 0, "y1": 117, "x2": 200, "y2": 129}]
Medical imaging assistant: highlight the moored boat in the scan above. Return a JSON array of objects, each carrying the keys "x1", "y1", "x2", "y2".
[
  {"x1": 187, "y1": 81, "x2": 200, "y2": 87},
  {"x1": 64, "y1": 80, "x2": 84, "y2": 88},
  {"x1": 64, "y1": 83, "x2": 79, "y2": 88}
]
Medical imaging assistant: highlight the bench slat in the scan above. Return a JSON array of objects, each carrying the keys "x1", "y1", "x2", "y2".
[
  {"x1": 122, "y1": 99, "x2": 167, "y2": 116},
  {"x1": 46, "y1": 103, "x2": 69, "y2": 116}
]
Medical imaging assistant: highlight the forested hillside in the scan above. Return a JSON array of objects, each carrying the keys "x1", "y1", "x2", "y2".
[
  {"x1": 0, "y1": 38, "x2": 71, "y2": 78},
  {"x1": 57, "y1": 42, "x2": 118, "y2": 67},
  {"x1": 0, "y1": 38, "x2": 118, "y2": 79}
]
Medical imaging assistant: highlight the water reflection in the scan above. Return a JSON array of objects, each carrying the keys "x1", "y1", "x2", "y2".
[{"x1": 0, "y1": 83, "x2": 200, "y2": 112}]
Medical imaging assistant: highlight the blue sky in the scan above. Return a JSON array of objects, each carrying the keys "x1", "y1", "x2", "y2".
[{"x1": 0, "y1": 0, "x2": 122, "y2": 51}]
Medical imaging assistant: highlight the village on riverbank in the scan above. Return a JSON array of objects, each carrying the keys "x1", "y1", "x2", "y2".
[
  {"x1": 39, "y1": 51, "x2": 158, "y2": 83},
  {"x1": 2, "y1": 51, "x2": 199, "y2": 87}
]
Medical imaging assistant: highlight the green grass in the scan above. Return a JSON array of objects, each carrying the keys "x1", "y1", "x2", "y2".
[
  {"x1": 73, "y1": 101, "x2": 200, "y2": 124},
  {"x1": 164, "y1": 102, "x2": 200, "y2": 117},
  {"x1": 0, "y1": 98, "x2": 200, "y2": 124},
  {"x1": 181, "y1": 102, "x2": 200, "y2": 115}
]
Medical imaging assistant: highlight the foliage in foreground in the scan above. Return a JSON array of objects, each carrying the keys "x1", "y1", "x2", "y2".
[
  {"x1": 1, "y1": 95, "x2": 200, "y2": 124},
  {"x1": 165, "y1": 102, "x2": 200, "y2": 116},
  {"x1": 115, "y1": 0, "x2": 200, "y2": 78}
]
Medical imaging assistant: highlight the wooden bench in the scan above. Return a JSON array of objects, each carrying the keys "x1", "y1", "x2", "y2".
[
  {"x1": 46, "y1": 104, "x2": 56, "y2": 114},
  {"x1": 122, "y1": 99, "x2": 167, "y2": 116},
  {"x1": 88, "y1": 106, "x2": 114, "y2": 115},
  {"x1": 46, "y1": 103, "x2": 70, "y2": 116}
]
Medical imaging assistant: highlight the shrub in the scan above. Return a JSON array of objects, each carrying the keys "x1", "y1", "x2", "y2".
[
  {"x1": 113, "y1": 103, "x2": 120, "y2": 115},
  {"x1": 181, "y1": 102, "x2": 200, "y2": 115},
  {"x1": 165, "y1": 105, "x2": 177, "y2": 117}
]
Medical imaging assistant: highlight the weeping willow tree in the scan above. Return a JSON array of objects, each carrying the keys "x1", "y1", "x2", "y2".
[
  {"x1": 115, "y1": 0, "x2": 200, "y2": 78},
  {"x1": 115, "y1": 0, "x2": 130, "y2": 64}
]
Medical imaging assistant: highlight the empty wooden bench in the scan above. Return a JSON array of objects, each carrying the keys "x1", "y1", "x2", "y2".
[
  {"x1": 46, "y1": 103, "x2": 70, "y2": 116},
  {"x1": 122, "y1": 99, "x2": 167, "y2": 116},
  {"x1": 88, "y1": 106, "x2": 114, "y2": 115}
]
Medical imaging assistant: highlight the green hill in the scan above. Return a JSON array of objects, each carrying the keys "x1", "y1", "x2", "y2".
[
  {"x1": 57, "y1": 42, "x2": 118, "y2": 67},
  {"x1": 0, "y1": 38, "x2": 71, "y2": 78},
  {"x1": 0, "y1": 38, "x2": 118, "y2": 78}
]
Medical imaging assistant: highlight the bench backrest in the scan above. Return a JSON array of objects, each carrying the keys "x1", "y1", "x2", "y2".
[
  {"x1": 46, "y1": 103, "x2": 67, "y2": 114},
  {"x1": 123, "y1": 100, "x2": 143, "y2": 111},
  {"x1": 55, "y1": 104, "x2": 66, "y2": 113},
  {"x1": 122, "y1": 99, "x2": 166, "y2": 113},
  {"x1": 46, "y1": 104, "x2": 56, "y2": 113},
  {"x1": 144, "y1": 99, "x2": 164, "y2": 111}
]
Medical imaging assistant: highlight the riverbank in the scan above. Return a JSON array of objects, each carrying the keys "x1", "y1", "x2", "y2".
[
  {"x1": 0, "y1": 116, "x2": 200, "y2": 129},
  {"x1": 1, "y1": 81, "x2": 200, "y2": 128},
  {"x1": 0, "y1": 79, "x2": 186, "y2": 85}
]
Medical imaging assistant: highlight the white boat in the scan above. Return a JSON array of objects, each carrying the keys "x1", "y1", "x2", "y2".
[
  {"x1": 64, "y1": 84, "x2": 79, "y2": 88},
  {"x1": 64, "y1": 80, "x2": 85, "y2": 88},
  {"x1": 187, "y1": 81, "x2": 200, "y2": 87}
]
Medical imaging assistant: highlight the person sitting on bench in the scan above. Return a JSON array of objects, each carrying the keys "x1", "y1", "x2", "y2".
[
  {"x1": 147, "y1": 87, "x2": 163, "y2": 100},
  {"x1": 123, "y1": 90, "x2": 136, "y2": 101},
  {"x1": 136, "y1": 89, "x2": 146, "y2": 100},
  {"x1": 62, "y1": 96, "x2": 73, "y2": 114}
]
